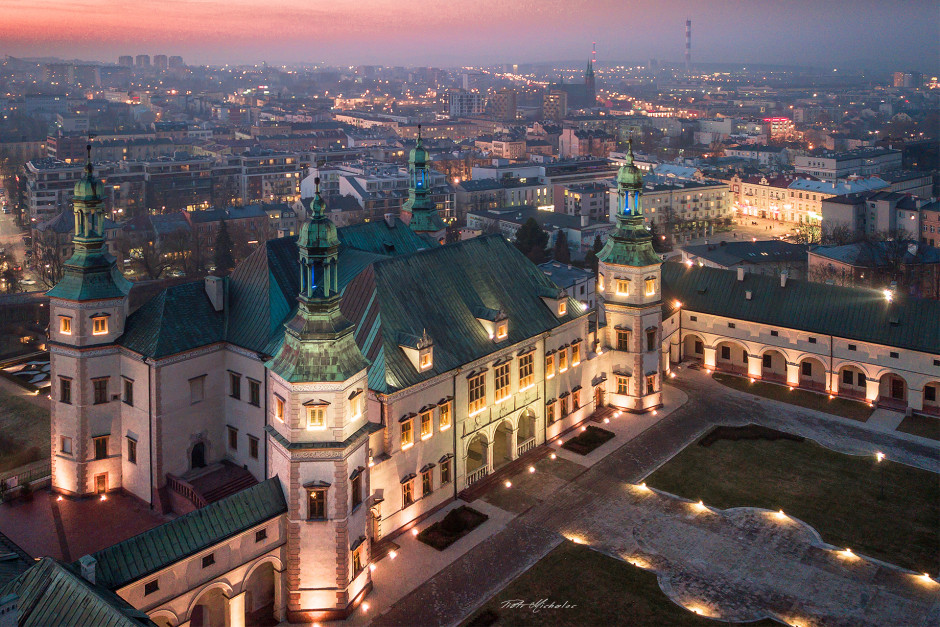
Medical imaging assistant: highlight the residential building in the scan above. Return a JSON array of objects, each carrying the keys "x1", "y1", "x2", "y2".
[
  {"x1": 808, "y1": 241, "x2": 940, "y2": 299},
  {"x1": 447, "y1": 90, "x2": 486, "y2": 118},
  {"x1": 488, "y1": 88, "x2": 517, "y2": 122},
  {"x1": 559, "y1": 129, "x2": 616, "y2": 159},
  {"x1": 564, "y1": 182, "x2": 610, "y2": 221},
  {"x1": 794, "y1": 148, "x2": 902, "y2": 182},
  {"x1": 542, "y1": 91, "x2": 568, "y2": 122},
  {"x1": 681, "y1": 240, "x2": 808, "y2": 280},
  {"x1": 539, "y1": 261, "x2": 597, "y2": 310}
]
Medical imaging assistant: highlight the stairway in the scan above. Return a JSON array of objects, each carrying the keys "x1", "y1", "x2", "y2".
[{"x1": 166, "y1": 460, "x2": 259, "y2": 513}]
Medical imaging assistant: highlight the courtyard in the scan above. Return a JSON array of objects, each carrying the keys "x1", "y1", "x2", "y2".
[{"x1": 0, "y1": 380, "x2": 49, "y2": 474}]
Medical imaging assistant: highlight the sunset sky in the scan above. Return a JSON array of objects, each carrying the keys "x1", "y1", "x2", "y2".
[{"x1": 3, "y1": 0, "x2": 938, "y2": 70}]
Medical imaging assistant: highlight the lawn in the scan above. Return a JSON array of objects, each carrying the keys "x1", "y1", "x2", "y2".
[
  {"x1": 646, "y1": 425, "x2": 940, "y2": 574},
  {"x1": 561, "y1": 425, "x2": 615, "y2": 455},
  {"x1": 0, "y1": 386, "x2": 49, "y2": 473},
  {"x1": 897, "y1": 413, "x2": 940, "y2": 441},
  {"x1": 713, "y1": 372, "x2": 874, "y2": 422},
  {"x1": 462, "y1": 541, "x2": 777, "y2": 627}
]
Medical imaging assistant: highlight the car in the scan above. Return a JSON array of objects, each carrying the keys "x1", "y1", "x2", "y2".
[{"x1": 21, "y1": 279, "x2": 36, "y2": 286}]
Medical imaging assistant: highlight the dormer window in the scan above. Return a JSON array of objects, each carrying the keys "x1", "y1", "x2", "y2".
[
  {"x1": 645, "y1": 277, "x2": 656, "y2": 297},
  {"x1": 558, "y1": 301, "x2": 567, "y2": 316},
  {"x1": 496, "y1": 322, "x2": 508, "y2": 340},
  {"x1": 92, "y1": 315, "x2": 108, "y2": 336},
  {"x1": 59, "y1": 316, "x2": 72, "y2": 335},
  {"x1": 616, "y1": 279, "x2": 630, "y2": 296},
  {"x1": 419, "y1": 350, "x2": 432, "y2": 371},
  {"x1": 401, "y1": 330, "x2": 434, "y2": 373}
]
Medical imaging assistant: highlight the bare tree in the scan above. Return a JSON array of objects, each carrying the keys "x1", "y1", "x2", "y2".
[
  {"x1": 135, "y1": 240, "x2": 171, "y2": 280},
  {"x1": 794, "y1": 222, "x2": 821, "y2": 245},
  {"x1": 0, "y1": 251, "x2": 23, "y2": 293},
  {"x1": 36, "y1": 242, "x2": 65, "y2": 289},
  {"x1": 820, "y1": 221, "x2": 857, "y2": 246}
]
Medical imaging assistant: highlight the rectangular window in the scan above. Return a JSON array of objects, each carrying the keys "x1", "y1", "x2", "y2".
[
  {"x1": 519, "y1": 353, "x2": 534, "y2": 388},
  {"x1": 422, "y1": 470, "x2": 433, "y2": 496},
  {"x1": 419, "y1": 352, "x2": 432, "y2": 370},
  {"x1": 307, "y1": 406, "x2": 326, "y2": 430},
  {"x1": 617, "y1": 329, "x2": 630, "y2": 351},
  {"x1": 645, "y1": 277, "x2": 655, "y2": 296},
  {"x1": 402, "y1": 480, "x2": 414, "y2": 507},
  {"x1": 248, "y1": 435, "x2": 259, "y2": 459},
  {"x1": 93, "y1": 436, "x2": 108, "y2": 460},
  {"x1": 274, "y1": 396, "x2": 285, "y2": 422},
  {"x1": 92, "y1": 317, "x2": 108, "y2": 335},
  {"x1": 122, "y1": 378, "x2": 133, "y2": 406},
  {"x1": 925, "y1": 385, "x2": 936, "y2": 403},
  {"x1": 808, "y1": 337, "x2": 817, "y2": 344},
  {"x1": 420, "y1": 411, "x2": 432, "y2": 439},
  {"x1": 728, "y1": 322, "x2": 736, "y2": 329},
  {"x1": 441, "y1": 459, "x2": 451, "y2": 485},
  {"x1": 144, "y1": 580, "x2": 159, "y2": 596},
  {"x1": 616, "y1": 279, "x2": 629, "y2": 295},
  {"x1": 545, "y1": 354, "x2": 555, "y2": 379},
  {"x1": 248, "y1": 380, "x2": 261, "y2": 406},
  {"x1": 646, "y1": 330, "x2": 656, "y2": 352},
  {"x1": 598, "y1": 273, "x2": 605, "y2": 291},
  {"x1": 571, "y1": 342, "x2": 581, "y2": 366},
  {"x1": 352, "y1": 545, "x2": 363, "y2": 576},
  {"x1": 350, "y1": 393, "x2": 363, "y2": 419},
  {"x1": 617, "y1": 376, "x2": 629, "y2": 395},
  {"x1": 763, "y1": 354, "x2": 772, "y2": 368},
  {"x1": 439, "y1": 402, "x2": 451, "y2": 431},
  {"x1": 308, "y1": 489, "x2": 326, "y2": 520},
  {"x1": 690, "y1": 315, "x2": 697, "y2": 322},
  {"x1": 93, "y1": 378, "x2": 108, "y2": 405},
  {"x1": 189, "y1": 376, "x2": 205, "y2": 404},
  {"x1": 59, "y1": 316, "x2": 71, "y2": 335},
  {"x1": 468, "y1": 373, "x2": 486, "y2": 414},
  {"x1": 60, "y1": 436, "x2": 72, "y2": 455},
  {"x1": 227, "y1": 426, "x2": 238, "y2": 450},
  {"x1": 890, "y1": 351, "x2": 899, "y2": 359},
  {"x1": 494, "y1": 362, "x2": 511, "y2": 402},
  {"x1": 202, "y1": 554, "x2": 215, "y2": 568},
  {"x1": 572, "y1": 389, "x2": 580, "y2": 410},
  {"x1": 255, "y1": 528, "x2": 267, "y2": 542},
  {"x1": 842, "y1": 370, "x2": 853, "y2": 385},
  {"x1": 558, "y1": 349, "x2": 568, "y2": 372},
  {"x1": 848, "y1": 344, "x2": 857, "y2": 351},
  {"x1": 771, "y1": 330, "x2": 779, "y2": 337},
  {"x1": 721, "y1": 346, "x2": 731, "y2": 360},
  {"x1": 546, "y1": 401, "x2": 555, "y2": 424},
  {"x1": 496, "y1": 322, "x2": 508, "y2": 339},
  {"x1": 401, "y1": 419, "x2": 414, "y2": 449},
  {"x1": 801, "y1": 362, "x2": 812, "y2": 377},
  {"x1": 560, "y1": 395, "x2": 568, "y2": 417},
  {"x1": 60, "y1": 377, "x2": 72, "y2": 404},
  {"x1": 352, "y1": 472, "x2": 362, "y2": 509},
  {"x1": 127, "y1": 438, "x2": 137, "y2": 464},
  {"x1": 645, "y1": 375, "x2": 655, "y2": 395},
  {"x1": 229, "y1": 372, "x2": 241, "y2": 399}
]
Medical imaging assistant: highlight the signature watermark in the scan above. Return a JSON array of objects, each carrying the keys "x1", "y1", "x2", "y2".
[{"x1": 500, "y1": 599, "x2": 577, "y2": 613}]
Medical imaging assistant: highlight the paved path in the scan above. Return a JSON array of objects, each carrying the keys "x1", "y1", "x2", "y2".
[{"x1": 373, "y1": 369, "x2": 940, "y2": 627}]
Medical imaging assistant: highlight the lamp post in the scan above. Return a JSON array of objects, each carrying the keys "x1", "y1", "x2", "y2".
[
  {"x1": 674, "y1": 300, "x2": 683, "y2": 365},
  {"x1": 876, "y1": 451, "x2": 886, "y2": 499}
]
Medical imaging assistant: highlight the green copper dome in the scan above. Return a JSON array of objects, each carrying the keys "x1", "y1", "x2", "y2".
[
  {"x1": 298, "y1": 183, "x2": 339, "y2": 251},
  {"x1": 409, "y1": 124, "x2": 429, "y2": 166},
  {"x1": 73, "y1": 161, "x2": 105, "y2": 202},
  {"x1": 616, "y1": 139, "x2": 643, "y2": 189}
]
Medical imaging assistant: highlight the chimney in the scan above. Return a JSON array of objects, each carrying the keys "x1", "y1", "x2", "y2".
[
  {"x1": 737, "y1": 267, "x2": 745, "y2": 281},
  {"x1": 580, "y1": 214, "x2": 589, "y2": 227},
  {"x1": 384, "y1": 213, "x2": 395, "y2": 227},
  {"x1": 745, "y1": 290, "x2": 752, "y2": 300},
  {"x1": 205, "y1": 276, "x2": 224, "y2": 312},
  {"x1": 780, "y1": 271, "x2": 788, "y2": 287},
  {"x1": 78, "y1": 555, "x2": 97, "y2": 585}
]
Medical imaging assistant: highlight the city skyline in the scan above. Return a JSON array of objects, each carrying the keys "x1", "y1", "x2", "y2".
[{"x1": 3, "y1": 0, "x2": 939, "y2": 72}]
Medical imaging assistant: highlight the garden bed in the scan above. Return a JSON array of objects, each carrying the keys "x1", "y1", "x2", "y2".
[
  {"x1": 712, "y1": 372, "x2": 874, "y2": 421},
  {"x1": 417, "y1": 505, "x2": 488, "y2": 551},
  {"x1": 561, "y1": 425, "x2": 615, "y2": 455}
]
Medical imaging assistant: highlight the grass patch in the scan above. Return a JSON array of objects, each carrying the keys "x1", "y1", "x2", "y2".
[
  {"x1": 561, "y1": 425, "x2": 615, "y2": 455},
  {"x1": 897, "y1": 413, "x2": 940, "y2": 442},
  {"x1": 462, "y1": 541, "x2": 776, "y2": 626},
  {"x1": 647, "y1": 425, "x2": 940, "y2": 574},
  {"x1": 417, "y1": 506, "x2": 488, "y2": 551},
  {"x1": 713, "y1": 372, "x2": 874, "y2": 421},
  {"x1": 0, "y1": 388, "x2": 49, "y2": 474}
]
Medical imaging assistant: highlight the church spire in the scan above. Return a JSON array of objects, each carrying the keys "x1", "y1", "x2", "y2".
[
  {"x1": 266, "y1": 177, "x2": 369, "y2": 383},
  {"x1": 402, "y1": 124, "x2": 446, "y2": 236}
]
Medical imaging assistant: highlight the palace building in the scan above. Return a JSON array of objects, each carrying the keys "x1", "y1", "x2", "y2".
[{"x1": 3, "y1": 141, "x2": 937, "y2": 626}]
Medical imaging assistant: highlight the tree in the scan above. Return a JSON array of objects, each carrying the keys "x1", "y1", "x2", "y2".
[
  {"x1": 553, "y1": 229, "x2": 571, "y2": 264},
  {"x1": 0, "y1": 251, "x2": 22, "y2": 294},
  {"x1": 584, "y1": 234, "x2": 603, "y2": 274},
  {"x1": 136, "y1": 240, "x2": 171, "y2": 280},
  {"x1": 794, "y1": 222, "x2": 821, "y2": 245},
  {"x1": 36, "y1": 242, "x2": 65, "y2": 289},
  {"x1": 513, "y1": 217, "x2": 549, "y2": 264},
  {"x1": 820, "y1": 221, "x2": 857, "y2": 246},
  {"x1": 213, "y1": 219, "x2": 235, "y2": 275}
]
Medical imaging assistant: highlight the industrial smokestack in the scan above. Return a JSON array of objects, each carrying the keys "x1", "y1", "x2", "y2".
[{"x1": 685, "y1": 19, "x2": 692, "y2": 75}]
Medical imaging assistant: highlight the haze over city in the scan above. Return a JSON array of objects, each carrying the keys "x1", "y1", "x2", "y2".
[{"x1": 3, "y1": 0, "x2": 939, "y2": 70}]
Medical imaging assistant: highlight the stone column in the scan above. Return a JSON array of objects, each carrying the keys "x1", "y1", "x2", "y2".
[
  {"x1": 274, "y1": 567, "x2": 288, "y2": 622},
  {"x1": 224, "y1": 591, "x2": 246, "y2": 627},
  {"x1": 908, "y1": 387, "x2": 924, "y2": 412},
  {"x1": 786, "y1": 362, "x2": 800, "y2": 387},
  {"x1": 747, "y1": 353, "x2": 761, "y2": 379},
  {"x1": 703, "y1": 346, "x2": 717, "y2": 369},
  {"x1": 485, "y1": 440, "x2": 494, "y2": 473},
  {"x1": 866, "y1": 378, "x2": 880, "y2": 404}
]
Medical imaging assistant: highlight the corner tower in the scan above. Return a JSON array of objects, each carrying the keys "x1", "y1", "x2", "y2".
[
  {"x1": 48, "y1": 145, "x2": 132, "y2": 496},
  {"x1": 597, "y1": 140, "x2": 663, "y2": 412},
  {"x1": 265, "y1": 178, "x2": 375, "y2": 621},
  {"x1": 401, "y1": 125, "x2": 446, "y2": 243}
]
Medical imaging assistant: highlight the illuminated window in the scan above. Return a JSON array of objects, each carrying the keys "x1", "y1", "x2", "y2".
[
  {"x1": 495, "y1": 362, "x2": 511, "y2": 402},
  {"x1": 420, "y1": 411, "x2": 432, "y2": 440},
  {"x1": 617, "y1": 376, "x2": 629, "y2": 395},
  {"x1": 645, "y1": 375, "x2": 656, "y2": 395},
  {"x1": 617, "y1": 329, "x2": 630, "y2": 351},
  {"x1": 274, "y1": 396, "x2": 285, "y2": 422},
  {"x1": 440, "y1": 459, "x2": 451, "y2": 484},
  {"x1": 598, "y1": 274, "x2": 605, "y2": 291},
  {"x1": 496, "y1": 322, "x2": 508, "y2": 339},
  {"x1": 545, "y1": 354, "x2": 555, "y2": 379},
  {"x1": 468, "y1": 373, "x2": 486, "y2": 414},
  {"x1": 92, "y1": 316, "x2": 108, "y2": 335},
  {"x1": 350, "y1": 392, "x2": 363, "y2": 419},
  {"x1": 419, "y1": 351, "x2": 432, "y2": 370},
  {"x1": 401, "y1": 418, "x2": 414, "y2": 449},
  {"x1": 307, "y1": 489, "x2": 326, "y2": 520},
  {"x1": 558, "y1": 348, "x2": 568, "y2": 372},
  {"x1": 307, "y1": 406, "x2": 326, "y2": 430},
  {"x1": 645, "y1": 277, "x2": 656, "y2": 296},
  {"x1": 558, "y1": 301, "x2": 567, "y2": 316},
  {"x1": 616, "y1": 279, "x2": 630, "y2": 295},
  {"x1": 439, "y1": 402, "x2": 451, "y2": 431},
  {"x1": 519, "y1": 353, "x2": 534, "y2": 389},
  {"x1": 402, "y1": 479, "x2": 414, "y2": 507},
  {"x1": 571, "y1": 342, "x2": 581, "y2": 366},
  {"x1": 352, "y1": 544, "x2": 363, "y2": 576},
  {"x1": 546, "y1": 401, "x2": 555, "y2": 424},
  {"x1": 59, "y1": 316, "x2": 72, "y2": 335}
]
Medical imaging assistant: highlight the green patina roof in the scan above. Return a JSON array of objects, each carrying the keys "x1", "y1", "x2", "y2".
[
  {"x1": 405, "y1": 205, "x2": 447, "y2": 234},
  {"x1": 298, "y1": 191, "x2": 339, "y2": 252},
  {"x1": 616, "y1": 139, "x2": 643, "y2": 188},
  {"x1": 87, "y1": 478, "x2": 286, "y2": 591},
  {"x1": 338, "y1": 216, "x2": 436, "y2": 255},
  {"x1": 46, "y1": 249, "x2": 132, "y2": 302},
  {"x1": 661, "y1": 262, "x2": 940, "y2": 355},
  {"x1": 597, "y1": 214, "x2": 662, "y2": 267},
  {"x1": 0, "y1": 558, "x2": 155, "y2": 627},
  {"x1": 340, "y1": 235, "x2": 586, "y2": 393}
]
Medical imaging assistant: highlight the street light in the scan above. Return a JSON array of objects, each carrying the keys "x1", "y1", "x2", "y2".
[{"x1": 875, "y1": 451, "x2": 886, "y2": 499}]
